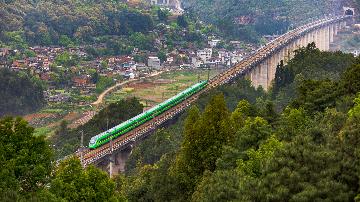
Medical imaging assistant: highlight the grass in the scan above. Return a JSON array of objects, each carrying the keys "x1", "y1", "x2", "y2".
[
  {"x1": 26, "y1": 69, "x2": 223, "y2": 138},
  {"x1": 105, "y1": 69, "x2": 223, "y2": 106},
  {"x1": 34, "y1": 126, "x2": 54, "y2": 137}
]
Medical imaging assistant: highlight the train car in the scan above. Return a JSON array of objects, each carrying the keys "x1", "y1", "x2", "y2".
[{"x1": 89, "y1": 80, "x2": 208, "y2": 149}]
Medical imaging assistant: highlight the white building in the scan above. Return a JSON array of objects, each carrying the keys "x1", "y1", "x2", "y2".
[
  {"x1": 208, "y1": 39, "x2": 221, "y2": 47},
  {"x1": 230, "y1": 52, "x2": 243, "y2": 65},
  {"x1": 218, "y1": 50, "x2": 230, "y2": 65},
  {"x1": 191, "y1": 56, "x2": 204, "y2": 68},
  {"x1": 135, "y1": 63, "x2": 147, "y2": 70},
  {"x1": 166, "y1": 56, "x2": 174, "y2": 63},
  {"x1": 206, "y1": 57, "x2": 222, "y2": 67},
  {"x1": 148, "y1": 56, "x2": 161, "y2": 69},
  {"x1": 197, "y1": 48, "x2": 212, "y2": 63}
]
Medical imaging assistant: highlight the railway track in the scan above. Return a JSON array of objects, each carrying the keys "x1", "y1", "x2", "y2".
[{"x1": 79, "y1": 16, "x2": 350, "y2": 167}]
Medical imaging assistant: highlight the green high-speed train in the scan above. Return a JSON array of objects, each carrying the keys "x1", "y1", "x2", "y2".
[{"x1": 89, "y1": 80, "x2": 208, "y2": 149}]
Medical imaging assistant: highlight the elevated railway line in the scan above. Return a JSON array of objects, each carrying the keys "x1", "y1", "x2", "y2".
[{"x1": 78, "y1": 15, "x2": 351, "y2": 167}]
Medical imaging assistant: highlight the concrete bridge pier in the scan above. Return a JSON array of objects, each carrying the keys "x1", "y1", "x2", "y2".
[
  {"x1": 267, "y1": 51, "x2": 281, "y2": 87},
  {"x1": 318, "y1": 29, "x2": 325, "y2": 51},
  {"x1": 334, "y1": 24, "x2": 339, "y2": 36},
  {"x1": 299, "y1": 37, "x2": 305, "y2": 47},
  {"x1": 329, "y1": 25, "x2": 334, "y2": 43},
  {"x1": 311, "y1": 30, "x2": 317, "y2": 48},
  {"x1": 249, "y1": 17, "x2": 350, "y2": 91},
  {"x1": 324, "y1": 26, "x2": 330, "y2": 50},
  {"x1": 95, "y1": 144, "x2": 134, "y2": 177},
  {"x1": 305, "y1": 32, "x2": 311, "y2": 46},
  {"x1": 284, "y1": 45, "x2": 291, "y2": 65},
  {"x1": 290, "y1": 41, "x2": 296, "y2": 59},
  {"x1": 251, "y1": 57, "x2": 269, "y2": 90},
  {"x1": 251, "y1": 51, "x2": 285, "y2": 90}
]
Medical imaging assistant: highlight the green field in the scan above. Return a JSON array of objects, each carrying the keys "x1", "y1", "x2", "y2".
[
  {"x1": 105, "y1": 69, "x2": 222, "y2": 107},
  {"x1": 25, "y1": 69, "x2": 223, "y2": 137}
]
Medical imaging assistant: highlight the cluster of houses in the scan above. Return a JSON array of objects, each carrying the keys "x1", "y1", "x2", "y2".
[
  {"x1": 43, "y1": 90, "x2": 70, "y2": 103},
  {"x1": 0, "y1": 37, "x2": 258, "y2": 103}
]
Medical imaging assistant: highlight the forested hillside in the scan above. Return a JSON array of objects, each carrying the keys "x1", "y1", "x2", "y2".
[
  {"x1": 0, "y1": 0, "x2": 153, "y2": 47},
  {"x1": 0, "y1": 68, "x2": 45, "y2": 116},
  {"x1": 120, "y1": 44, "x2": 360, "y2": 201},
  {"x1": 0, "y1": 0, "x2": 213, "y2": 52},
  {"x1": 1, "y1": 0, "x2": 353, "y2": 47},
  {"x1": 182, "y1": 0, "x2": 349, "y2": 42},
  {"x1": 2, "y1": 45, "x2": 360, "y2": 201}
]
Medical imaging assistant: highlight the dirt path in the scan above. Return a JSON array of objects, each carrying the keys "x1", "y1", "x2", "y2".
[{"x1": 91, "y1": 71, "x2": 165, "y2": 106}]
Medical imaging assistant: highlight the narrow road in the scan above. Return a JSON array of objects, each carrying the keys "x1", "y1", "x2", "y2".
[{"x1": 91, "y1": 71, "x2": 165, "y2": 106}]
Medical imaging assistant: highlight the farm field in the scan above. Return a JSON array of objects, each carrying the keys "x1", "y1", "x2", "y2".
[
  {"x1": 23, "y1": 68, "x2": 224, "y2": 137},
  {"x1": 104, "y1": 69, "x2": 223, "y2": 108}
]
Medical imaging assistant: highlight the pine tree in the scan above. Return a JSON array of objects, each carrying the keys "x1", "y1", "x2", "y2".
[{"x1": 172, "y1": 94, "x2": 234, "y2": 199}]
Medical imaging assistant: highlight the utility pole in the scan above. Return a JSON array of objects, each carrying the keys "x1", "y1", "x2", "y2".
[
  {"x1": 107, "y1": 116, "x2": 114, "y2": 177},
  {"x1": 80, "y1": 130, "x2": 84, "y2": 167},
  {"x1": 207, "y1": 66, "x2": 210, "y2": 81},
  {"x1": 107, "y1": 117, "x2": 109, "y2": 132}
]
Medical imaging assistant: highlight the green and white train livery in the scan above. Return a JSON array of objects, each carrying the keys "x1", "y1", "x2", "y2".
[{"x1": 89, "y1": 80, "x2": 208, "y2": 149}]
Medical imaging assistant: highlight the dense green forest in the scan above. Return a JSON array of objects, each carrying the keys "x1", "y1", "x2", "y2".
[
  {"x1": 0, "y1": 68, "x2": 45, "y2": 117},
  {"x1": 1, "y1": 0, "x2": 351, "y2": 47},
  {"x1": 0, "y1": 0, "x2": 153, "y2": 47},
  {"x1": 0, "y1": 0, "x2": 212, "y2": 53},
  {"x1": 183, "y1": 0, "x2": 349, "y2": 42},
  {"x1": 120, "y1": 44, "x2": 360, "y2": 201},
  {"x1": 3, "y1": 45, "x2": 360, "y2": 201}
]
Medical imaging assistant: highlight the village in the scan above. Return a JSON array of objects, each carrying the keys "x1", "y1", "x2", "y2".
[{"x1": 0, "y1": 37, "x2": 259, "y2": 105}]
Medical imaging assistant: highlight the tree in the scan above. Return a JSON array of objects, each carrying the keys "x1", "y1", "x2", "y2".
[
  {"x1": 157, "y1": 8, "x2": 169, "y2": 22},
  {"x1": 52, "y1": 98, "x2": 143, "y2": 159},
  {"x1": 0, "y1": 117, "x2": 53, "y2": 199},
  {"x1": 54, "y1": 51, "x2": 80, "y2": 67},
  {"x1": 172, "y1": 94, "x2": 234, "y2": 199},
  {"x1": 340, "y1": 63, "x2": 360, "y2": 95},
  {"x1": 236, "y1": 117, "x2": 272, "y2": 152},
  {"x1": 192, "y1": 170, "x2": 241, "y2": 202},
  {"x1": 337, "y1": 95, "x2": 360, "y2": 199},
  {"x1": 237, "y1": 135, "x2": 283, "y2": 178},
  {"x1": 276, "y1": 107, "x2": 310, "y2": 141},
  {"x1": 257, "y1": 134, "x2": 351, "y2": 201},
  {"x1": 24, "y1": 49, "x2": 36, "y2": 57},
  {"x1": 59, "y1": 35, "x2": 74, "y2": 47},
  {"x1": 177, "y1": 15, "x2": 188, "y2": 28},
  {"x1": 157, "y1": 49, "x2": 167, "y2": 63},
  {"x1": 50, "y1": 157, "x2": 117, "y2": 202},
  {"x1": 230, "y1": 99, "x2": 256, "y2": 131},
  {"x1": 0, "y1": 68, "x2": 45, "y2": 116},
  {"x1": 96, "y1": 76, "x2": 114, "y2": 94},
  {"x1": 292, "y1": 79, "x2": 339, "y2": 114},
  {"x1": 125, "y1": 129, "x2": 179, "y2": 174}
]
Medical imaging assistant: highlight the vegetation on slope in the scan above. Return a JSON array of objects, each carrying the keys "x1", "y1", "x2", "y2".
[
  {"x1": 51, "y1": 97, "x2": 143, "y2": 159},
  {"x1": 0, "y1": 68, "x2": 45, "y2": 117},
  {"x1": 182, "y1": 0, "x2": 347, "y2": 42},
  {"x1": 2, "y1": 45, "x2": 360, "y2": 201},
  {"x1": 121, "y1": 45, "x2": 360, "y2": 201},
  {"x1": 0, "y1": 0, "x2": 213, "y2": 55}
]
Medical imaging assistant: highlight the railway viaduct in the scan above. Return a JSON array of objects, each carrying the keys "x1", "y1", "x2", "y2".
[{"x1": 78, "y1": 14, "x2": 354, "y2": 176}]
